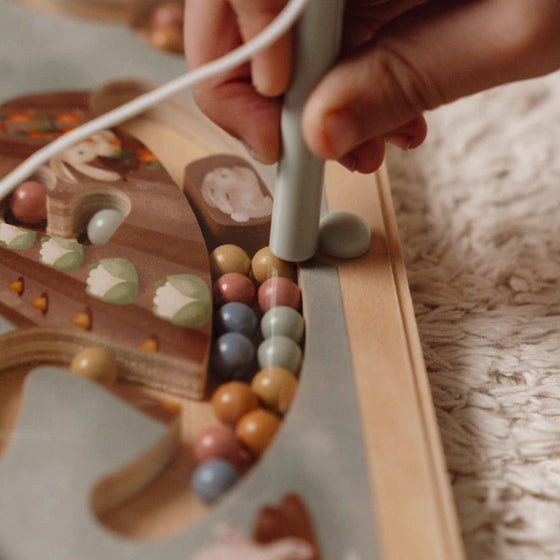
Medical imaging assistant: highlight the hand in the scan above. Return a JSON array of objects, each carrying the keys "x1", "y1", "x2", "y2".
[{"x1": 184, "y1": 0, "x2": 560, "y2": 172}]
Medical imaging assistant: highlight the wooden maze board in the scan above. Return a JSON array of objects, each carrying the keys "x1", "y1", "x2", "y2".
[
  {"x1": 0, "y1": 80, "x2": 466, "y2": 559},
  {"x1": 0, "y1": 6, "x2": 466, "y2": 557}
]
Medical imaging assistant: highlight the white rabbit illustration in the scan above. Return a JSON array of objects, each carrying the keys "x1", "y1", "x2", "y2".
[
  {"x1": 189, "y1": 525, "x2": 314, "y2": 560},
  {"x1": 49, "y1": 130, "x2": 120, "y2": 183},
  {"x1": 201, "y1": 166, "x2": 272, "y2": 223}
]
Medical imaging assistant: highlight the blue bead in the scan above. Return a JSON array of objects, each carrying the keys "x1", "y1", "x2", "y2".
[
  {"x1": 212, "y1": 332, "x2": 256, "y2": 380},
  {"x1": 215, "y1": 302, "x2": 258, "y2": 338},
  {"x1": 191, "y1": 458, "x2": 239, "y2": 503}
]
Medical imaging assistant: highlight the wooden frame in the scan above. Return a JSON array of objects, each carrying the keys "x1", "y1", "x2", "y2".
[{"x1": 0, "y1": 4, "x2": 465, "y2": 554}]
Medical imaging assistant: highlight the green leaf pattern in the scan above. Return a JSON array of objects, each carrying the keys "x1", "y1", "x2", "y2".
[
  {"x1": 86, "y1": 258, "x2": 139, "y2": 305},
  {"x1": 153, "y1": 274, "x2": 211, "y2": 327}
]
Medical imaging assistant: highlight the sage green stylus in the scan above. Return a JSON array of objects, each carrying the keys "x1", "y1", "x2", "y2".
[{"x1": 270, "y1": 0, "x2": 345, "y2": 262}]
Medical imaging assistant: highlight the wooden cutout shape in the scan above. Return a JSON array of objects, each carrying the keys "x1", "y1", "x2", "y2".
[
  {"x1": 0, "y1": 80, "x2": 465, "y2": 558},
  {"x1": 0, "y1": 85, "x2": 267, "y2": 398},
  {"x1": 0, "y1": 366, "x2": 179, "y2": 558}
]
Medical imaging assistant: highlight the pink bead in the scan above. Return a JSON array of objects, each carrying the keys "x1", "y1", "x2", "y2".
[
  {"x1": 150, "y1": 2, "x2": 184, "y2": 29},
  {"x1": 10, "y1": 181, "x2": 47, "y2": 224},
  {"x1": 193, "y1": 425, "x2": 245, "y2": 466},
  {"x1": 258, "y1": 277, "x2": 301, "y2": 313},
  {"x1": 214, "y1": 272, "x2": 256, "y2": 307}
]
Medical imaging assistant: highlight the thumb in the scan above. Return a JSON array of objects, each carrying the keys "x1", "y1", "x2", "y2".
[{"x1": 302, "y1": 0, "x2": 560, "y2": 162}]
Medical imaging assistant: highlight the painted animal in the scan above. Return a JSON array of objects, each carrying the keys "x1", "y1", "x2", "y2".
[
  {"x1": 49, "y1": 130, "x2": 121, "y2": 182},
  {"x1": 200, "y1": 166, "x2": 272, "y2": 223}
]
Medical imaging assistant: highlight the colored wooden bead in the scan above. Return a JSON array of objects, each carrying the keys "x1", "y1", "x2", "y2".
[
  {"x1": 69, "y1": 347, "x2": 118, "y2": 383},
  {"x1": 150, "y1": 2, "x2": 184, "y2": 28},
  {"x1": 148, "y1": 25, "x2": 184, "y2": 53},
  {"x1": 209, "y1": 244, "x2": 251, "y2": 278},
  {"x1": 193, "y1": 425, "x2": 245, "y2": 466},
  {"x1": 191, "y1": 458, "x2": 239, "y2": 503},
  {"x1": 318, "y1": 211, "x2": 371, "y2": 259},
  {"x1": 215, "y1": 302, "x2": 258, "y2": 338},
  {"x1": 251, "y1": 246, "x2": 295, "y2": 285},
  {"x1": 86, "y1": 208, "x2": 125, "y2": 245},
  {"x1": 9, "y1": 181, "x2": 47, "y2": 224},
  {"x1": 261, "y1": 306, "x2": 304, "y2": 342},
  {"x1": 213, "y1": 272, "x2": 256, "y2": 307},
  {"x1": 251, "y1": 367, "x2": 298, "y2": 414},
  {"x1": 235, "y1": 409, "x2": 281, "y2": 457},
  {"x1": 211, "y1": 381, "x2": 259, "y2": 426},
  {"x1": 257, "y1": 277, "x2": 301, "y2": 313},
  {"x1": 212, "y1": 332, "x2": 256, "y2": 380},
  {"x1": 258, "y1": 335, "x2": 302, "y2": 374}
]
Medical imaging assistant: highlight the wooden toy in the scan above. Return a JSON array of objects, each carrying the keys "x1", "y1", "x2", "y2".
[{"x1": 0, "y1": 79, "x2": 466, "y2": 559}]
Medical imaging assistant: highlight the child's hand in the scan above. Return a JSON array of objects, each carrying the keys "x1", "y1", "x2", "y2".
[{"x1": 185, "y1": 0, "x2": 560, "y2": 172}]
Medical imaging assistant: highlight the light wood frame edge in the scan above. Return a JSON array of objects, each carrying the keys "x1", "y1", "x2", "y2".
[{"x1": 324, "y1": 161, "x2": 465, "y2": 560}]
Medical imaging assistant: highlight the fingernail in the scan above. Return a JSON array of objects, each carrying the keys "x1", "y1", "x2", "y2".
[
  {"x1": 384, "y1": 133, "x2": 412, "y2": 151},
  {"x1": 339, "y1": 153, "x2": 358, "y2": 172},
  {"x1": 323, "y1": 109, "x2": 361, "y2": 158}
]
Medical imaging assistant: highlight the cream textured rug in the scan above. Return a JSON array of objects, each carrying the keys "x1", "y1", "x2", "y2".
[{"x1": 386, "y1": 70, "x2": 560, "y2": 559}]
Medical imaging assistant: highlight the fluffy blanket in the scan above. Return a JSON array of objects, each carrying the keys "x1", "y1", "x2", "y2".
[{"x1": 387, "y1": 70, "x2": 560, "y2": 559}]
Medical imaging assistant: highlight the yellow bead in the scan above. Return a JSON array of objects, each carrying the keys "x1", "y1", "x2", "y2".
[
  {"x1": 251, "y1": 367, "x2": 298, "y2": 414},
  {"x1": 69, "y1": 347, "x2": 118, "y2": 383},
  {"x1": 209, "y1": 244, "x2": 251, "y2": 278},
  {"x1": 251, "y1": 247, "x2": 295, "y2": 285}
]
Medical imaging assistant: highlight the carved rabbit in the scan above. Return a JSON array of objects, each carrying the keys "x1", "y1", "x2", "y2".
[
  {"x1": 201, "y1": 166, "x2": 272, "y2": 223},
  {"x1": 49, "y1": 130, "x2": 120, "y2": 183}
]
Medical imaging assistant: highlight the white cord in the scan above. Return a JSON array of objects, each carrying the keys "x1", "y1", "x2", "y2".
[{"x1": 0, "y1": 0, "x2": 310, "y2": 200}]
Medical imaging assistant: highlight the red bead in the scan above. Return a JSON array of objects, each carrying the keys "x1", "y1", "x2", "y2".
[
  {"x1": 257, "y1": 277, "x2": 301, "y2": 313},
  {"x1": 213, "y1": 272, "x2": 256, "y2": 307},
  {"x1": 193, "y1": 425, "x2": 246, "y2": 466},
  {"x1": 10, "y1": 181, "x2": 47, "y2": 224}
]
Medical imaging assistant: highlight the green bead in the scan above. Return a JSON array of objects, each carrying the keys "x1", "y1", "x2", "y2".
[
  {"x1": 257, "y1": 335, "x2": 302, "y2": 374},
  {"x1": 87, "y1": 208, "x2": 125, "y2": 245},
  {"x1": 318, "y1": 211, "x2": 371, "y2": 259},
  {"x1": 261, "y1": 306, "x2": 304, "y2": 342}
]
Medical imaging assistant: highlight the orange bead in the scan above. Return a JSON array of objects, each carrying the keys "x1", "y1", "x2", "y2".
[
  {"x1": 211, "y1": 381, "x2": 259, "y2": 426},
  {"x1": 149, "y1": 25, "x2": 183, "y2": 53},
  {"x1": 235, "y1": 409, "x2": 281, "y2": 457}
]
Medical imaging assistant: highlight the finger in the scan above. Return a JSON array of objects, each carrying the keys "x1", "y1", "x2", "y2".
[
  {"x1": 339, "y1": 137, "x2": 385, "y2": 174},
  {"x1": 229, "y1": 0, "x2": 291, "y2": 96},
  {"x1": 339, "y1": 116, "x2": 427, "y2": 173},
  {"x1": 184, "y1": 0, "x2": 282, "y2": 162},
  {"x1": 383, "y1": 116, "x2": 427, "y2": 150},
  {"x1": 303, "y1": 0, "x2": 560, "y2": 161},
  {"x1": 342, "y1": 0, "x2": 427, "y2": 51}
]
